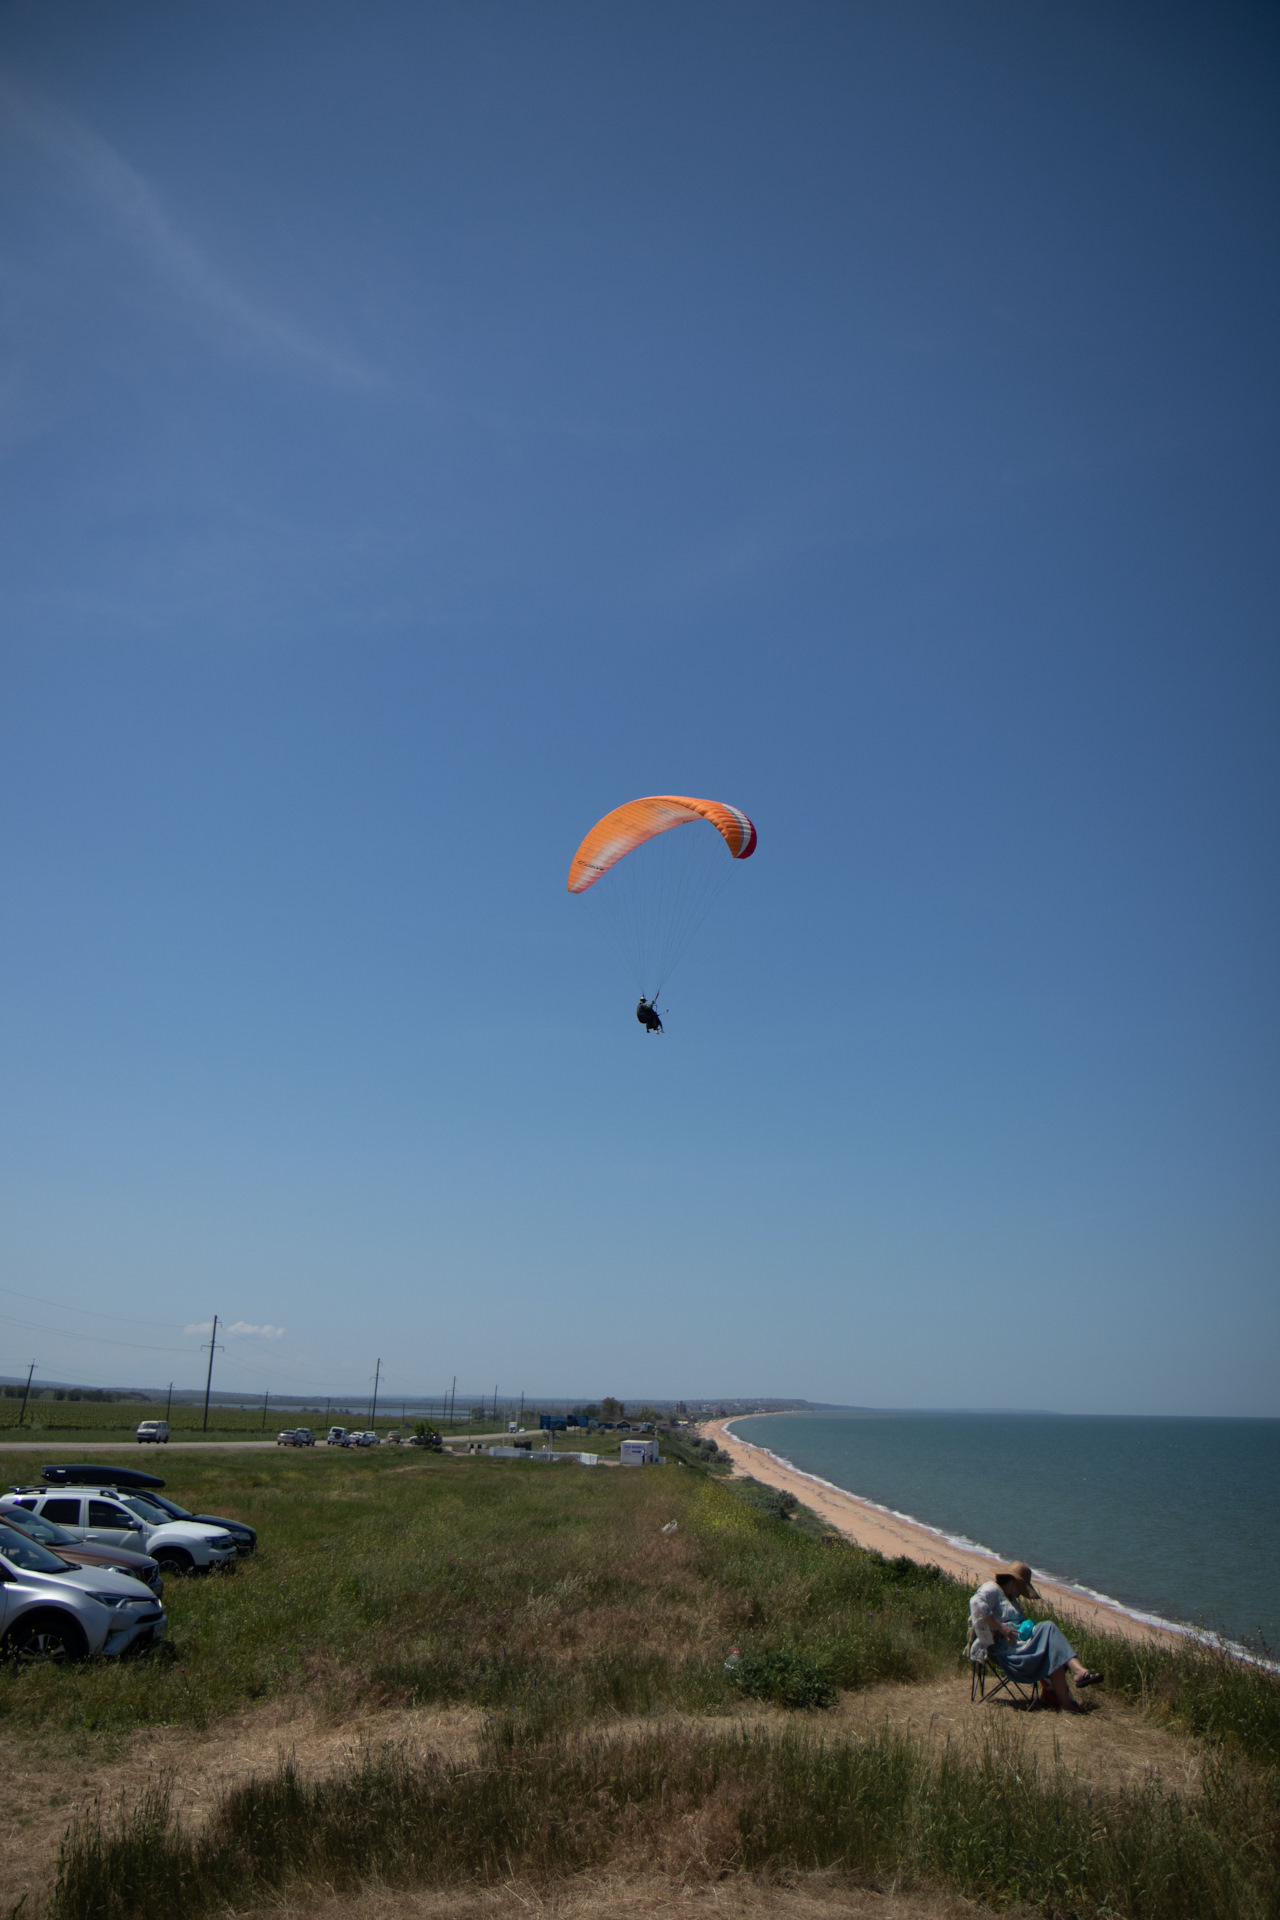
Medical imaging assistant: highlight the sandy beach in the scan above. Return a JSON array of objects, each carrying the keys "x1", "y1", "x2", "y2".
[{"x1": 716, "y1": 1417, "x2": 1182, "y2": 1649}]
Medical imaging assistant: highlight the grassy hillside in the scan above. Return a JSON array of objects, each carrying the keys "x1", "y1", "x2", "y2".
[{"x1": 0, "y1": 1444, "x2": 1273, "y2": 1919}]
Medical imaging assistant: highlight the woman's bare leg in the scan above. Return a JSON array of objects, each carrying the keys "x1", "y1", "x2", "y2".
[{"x1": 1048, "y1": 1665, "x2": 1074, "y2": 1706}]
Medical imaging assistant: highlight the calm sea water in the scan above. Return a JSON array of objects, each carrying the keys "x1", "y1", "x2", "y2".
[{"x1": 727, "y1": 1412, "x2": 1280, "y2": 1653}]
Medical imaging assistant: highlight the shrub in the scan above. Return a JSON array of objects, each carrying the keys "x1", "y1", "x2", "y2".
[{"x1": 729, "y1": 1648, "x2": 838, "y2": 1710}]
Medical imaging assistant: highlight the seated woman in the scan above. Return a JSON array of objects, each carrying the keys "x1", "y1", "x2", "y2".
[{"x1": 970, "y1": 1561, "x2": 1104, "y2": 1711}]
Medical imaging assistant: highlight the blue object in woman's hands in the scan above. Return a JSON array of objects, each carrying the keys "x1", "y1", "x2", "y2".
[{"x1": 1017, "y1": 1618, "x2": 1035, "y2": 1641}]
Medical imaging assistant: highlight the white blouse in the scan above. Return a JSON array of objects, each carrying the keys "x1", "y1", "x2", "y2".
[{"x1": 969, "y1": 1579, "x2": 1023, "y2": 1647}]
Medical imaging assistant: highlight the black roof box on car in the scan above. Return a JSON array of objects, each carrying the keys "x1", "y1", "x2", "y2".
[{"x1": 41, "y1": 1464, "x2": 165, "y2": 1489}]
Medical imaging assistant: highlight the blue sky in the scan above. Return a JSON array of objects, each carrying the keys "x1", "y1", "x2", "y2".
[{"x1": 1, "y1": 1, "x2": 1276, "y2": 1417}]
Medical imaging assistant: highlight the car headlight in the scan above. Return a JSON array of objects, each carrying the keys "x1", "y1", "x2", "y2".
[
  {"x1": 209, "y1": 1535, "x2": 236, "y2": 1550},
  {"x1": 90, "y1": 1593, "x2": 148, "y2": 1609}
]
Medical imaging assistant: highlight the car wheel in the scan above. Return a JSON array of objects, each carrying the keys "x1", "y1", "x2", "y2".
[
  {"x1": 155, "y1": 1549, "x2": 194, "y2": 1576},
  {"x1": 5, "y1": 1613, "x2": 88, "y2": 1665}
]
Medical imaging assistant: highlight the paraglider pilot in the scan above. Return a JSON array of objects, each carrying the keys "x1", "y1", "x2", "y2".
[{"x1": 636, "y1": 996, "x2": 664, "y2": 1035}]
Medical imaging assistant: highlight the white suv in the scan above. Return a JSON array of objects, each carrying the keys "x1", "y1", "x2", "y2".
[{"x1": 2, "y1": 1488, "x2": 237, "y2": 1577}]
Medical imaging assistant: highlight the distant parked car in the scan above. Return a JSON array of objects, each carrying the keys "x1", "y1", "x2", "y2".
[
  {"x1": 0, "y1": 1505, "x2": 165, "y2": 1594},
  {"x1": 326, "y1": 1427, "x2": 348, "y2": 1446},
  {"x1": 348, "y1": 1431, "x2": 378, "y2": 1447},
  {"x1": 0, "y1": 1526, "x2": 167, "y2": 1662},
  {"x1": 276, "y1": 1430, "x2": 297, "y2": 1446},
  {"x1": 293, "y1": 1428, "x2": 315, "y2": 1446},
  {"x1": 2, "y1": 1489, "x2": 237, "y2": 1577},
  {"x1": 135, "y1": 1421, "x2": 170, "y2": 1444}
]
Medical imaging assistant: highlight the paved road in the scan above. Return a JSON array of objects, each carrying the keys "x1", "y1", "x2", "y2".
[
  {"x1": 0, "y1": 1435, "x2": 517, "y2": 1453},
  {"x1": 0, "y1": 1438, "x2": 287, "y2": 1452},
  {"x1": 0, "y1": 1430, "x2": 543, "y2": 1454}
]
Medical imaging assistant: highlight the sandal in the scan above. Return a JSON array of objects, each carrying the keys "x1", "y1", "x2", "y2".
[{"x1": 1076, "y1": 1670, "x2": 1105, "y2": 1688}]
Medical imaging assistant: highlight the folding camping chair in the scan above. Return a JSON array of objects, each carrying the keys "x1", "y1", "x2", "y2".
[{"x1": 968, "y1": 1634, "x2": 1042, "y2": 1710}]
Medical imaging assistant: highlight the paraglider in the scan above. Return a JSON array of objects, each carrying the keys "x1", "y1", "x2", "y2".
[{"x1": 567, "y1": 794, "x2": 757, "y2": 1027}]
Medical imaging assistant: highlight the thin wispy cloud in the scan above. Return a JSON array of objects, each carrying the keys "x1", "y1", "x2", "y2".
[
  {"x1": 185, "y1": 1320, "x2": 286, "y2": 1339},
  {"x1": 0, "y1": 75, "x2": 374, "y2": 388}
]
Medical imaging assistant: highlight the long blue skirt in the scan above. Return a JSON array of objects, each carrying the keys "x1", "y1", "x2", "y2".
[{"x1": 993, "y1": 1622, "x2": 1076, "y2": 1682}]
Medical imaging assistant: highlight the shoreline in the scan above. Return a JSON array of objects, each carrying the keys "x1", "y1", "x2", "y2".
[{"x1": 717, "y1": 1416, "x2": 1187, "y2": 1650}]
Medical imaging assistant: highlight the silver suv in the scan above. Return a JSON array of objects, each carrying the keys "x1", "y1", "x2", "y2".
[
  {"x1": 2, "y1": 1488, "x2": 237, "y2": 1577},
  {"x1": 0, "y1": 1524, "x2": 166, "y2": 1661}
]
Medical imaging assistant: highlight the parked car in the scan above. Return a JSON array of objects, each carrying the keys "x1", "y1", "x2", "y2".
[
  {"x1": 1, "y1": 1489, "x2": 237, "y2": 1577},
  {"x1": 0, "y1": 1526, "x2": 166, "y2": 1662},
  {"x1": 348, "y1": 1431, "x2": 379, "y2": 1447},
  {"x1": 326, "y1": 1427, "x2": 348, "y2": 1446},
  {"x1": 0, "y1": 1504, "x2": 164, "y2": 1594},
  {"x1": 292, "y1": 1428, "x2": 315, "y2": 1446},
  {"x1": 136, "y1": 1492, "x2": 256, "y2": 1557},
  {"x1": 276, "y1": 1430, "x2": 296, "y2": 1445},
  {"x1": 136, "y1": 1421, "x2": 170, "y2": 1444}
]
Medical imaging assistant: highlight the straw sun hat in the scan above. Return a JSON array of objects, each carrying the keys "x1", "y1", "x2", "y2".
[{"x1": 994, "y1": 1562, "x2": 1040, "y2": 1599}]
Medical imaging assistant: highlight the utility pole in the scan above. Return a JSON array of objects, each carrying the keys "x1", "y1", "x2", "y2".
[
  {"x1": 370, "y1": 1358, "x2": 381, "y2": 1426},
  {"x1": 449, "y1": 1375, "x2": 456, "y2": 1430},
  {"x1": 17, "y1": 1361, "x2": 36, "y2": 1429},
  {"x1": 493, "y1": 1384, "x2": 498, "y2": 1426},
  {"x1": 519, "y1": 1390, "x2": 524, "y2": 1428},
  {"x1": 201, "y1": 1316, "x2": 221, "y2": 1432},
  {"x1": 165, "y1": 1382, "x2": 173, "y2": 1423},
  {"x1": 261, "y1": 1389, "x2": 269, "y2": 1430}
]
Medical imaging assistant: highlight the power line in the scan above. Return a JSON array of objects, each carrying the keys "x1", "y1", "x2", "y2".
[
  {"x1": 0, "y1": 1283, "x2": 196, "y2": 1335},
  {"x1": 0, "y1": 1311, "x2": 201, "y2": 1356}
]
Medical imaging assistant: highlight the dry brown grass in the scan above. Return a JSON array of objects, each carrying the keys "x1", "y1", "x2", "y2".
[
  {"x1": 244, "y1": 1871, "x2": 1003, "y2": 1920},
  {"x1": 0, "y1": 1701, "x2": 482, "y2": 1917},
  {"x1": 0, "y1": 1672, "x2": 1210, "y2": 1918}
]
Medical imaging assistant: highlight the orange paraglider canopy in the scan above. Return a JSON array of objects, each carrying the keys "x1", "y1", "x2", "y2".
[{"x1": 567, "y1": 795, "x2": 757, "y2": 894}]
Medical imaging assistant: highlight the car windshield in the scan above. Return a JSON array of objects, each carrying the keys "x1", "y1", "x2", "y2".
[
  {"x1": 2, "y1": 1507, "x2": 74, "y2": 1546},
  {"x1": 148, "y1": 1495, "x2": 192, "y2": 1520},
  {"x1": 0, "y1": 1524, "x2": 73, "y2": 1574},
  {"x1": 120, "y1": 1496, "x2": 170, "y2": 1525}
]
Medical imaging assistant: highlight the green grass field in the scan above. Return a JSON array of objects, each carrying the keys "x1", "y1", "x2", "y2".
[{"x1": 0, "y1": 1443, "x2": 1274, "y2": 1919}]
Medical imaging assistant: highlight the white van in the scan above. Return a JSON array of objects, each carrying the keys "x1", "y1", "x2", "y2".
[{"x1": 136, "y1": 1420, "x2": 170, "y2": 1444}]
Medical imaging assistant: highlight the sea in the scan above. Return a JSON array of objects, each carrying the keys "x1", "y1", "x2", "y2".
[{"x1": 726, "y1": 1411, "x2": 1280, "y2": 1656}]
